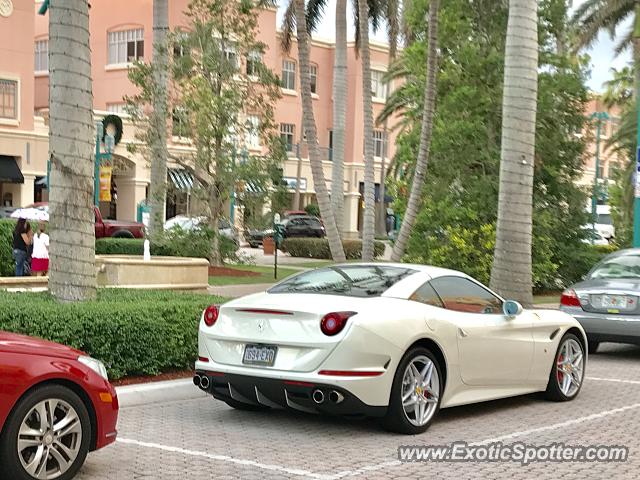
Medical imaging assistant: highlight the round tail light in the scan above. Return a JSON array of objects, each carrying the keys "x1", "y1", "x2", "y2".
[
  {"x1": 320, "y1": 311, "x2": 356, "y2": 336},
  {"x1": 204, "y1": 305, "x2": 219, "y2": 327}
]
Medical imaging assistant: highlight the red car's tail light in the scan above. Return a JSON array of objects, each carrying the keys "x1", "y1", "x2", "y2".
[
  {"x1": 204, "y1": 305, "x2": 219, "y2": 326},
  {"x1": 560, "y1": 289, "x2": 581, "y2": 308},
  {"x1": 320, "y1": 311, "x2": 356, "y2": 336}
]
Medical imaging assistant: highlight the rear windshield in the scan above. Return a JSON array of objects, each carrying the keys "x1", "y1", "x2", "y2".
[
  {"x1": 590, "y1": 254, "x2": 640, "y2": 279},
  {"x1": 268, "y1": 265, "x2": 416, "y2": 297}
]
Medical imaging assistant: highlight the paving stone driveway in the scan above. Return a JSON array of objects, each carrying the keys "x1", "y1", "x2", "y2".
[{"x1": 77, "y1": 343, "x2": 640, "y2": 479}]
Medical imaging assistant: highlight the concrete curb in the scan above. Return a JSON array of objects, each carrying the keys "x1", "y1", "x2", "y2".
[{"x1": 115, "y1": 378, "x2": 207, "y2": 407}]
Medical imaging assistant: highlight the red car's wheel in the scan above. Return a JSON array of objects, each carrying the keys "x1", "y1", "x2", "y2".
[{"x1": 0, "y1": 384, "x2": 91, "y2": 480}]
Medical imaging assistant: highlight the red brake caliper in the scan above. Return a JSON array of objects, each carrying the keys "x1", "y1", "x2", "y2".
[{"x1": 557, "y1": 354, "x2": 564, "y2": 383}]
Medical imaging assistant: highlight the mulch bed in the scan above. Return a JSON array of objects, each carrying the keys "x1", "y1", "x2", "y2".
[
  {"x1": 112, "y1": 369, "x2": 194, "y2": 387},
  {"x1": 208, "y1": 266, "x2": 261, "y2": 277}
]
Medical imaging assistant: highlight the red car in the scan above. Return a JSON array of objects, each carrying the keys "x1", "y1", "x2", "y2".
[{"x1": 0, "y1": 332, "x2": 118, "y2": 480}]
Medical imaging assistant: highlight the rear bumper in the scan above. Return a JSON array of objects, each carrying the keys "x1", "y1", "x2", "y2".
[
  {"x1": 560, "y1": 306, "x2": 640, "y2": 344},
  {"x1": 195, "y1": 369, "x2": 387, "y2": 418}
]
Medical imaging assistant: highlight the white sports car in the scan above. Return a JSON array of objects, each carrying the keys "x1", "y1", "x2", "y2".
[{"x1": 195, "y1": 263, "x2": 587, "y2": 434}]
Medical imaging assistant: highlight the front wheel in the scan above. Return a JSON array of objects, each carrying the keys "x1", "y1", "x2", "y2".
[
  {"x1": 382, "y1": 347, "x2": 442, "y2": 434},
  {"x1": 0, "y1": 384, "x2": 91, "y2": 480},
  {"x1": 545, "y1": 333, "x2": 585, "y2": 402}
]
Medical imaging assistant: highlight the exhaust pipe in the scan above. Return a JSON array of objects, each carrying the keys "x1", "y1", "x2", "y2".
[
  {"x1": 312, "y1": 389, "x2": 325, "y2": 404},
  {"x1": 193, "y1": 375, "x2": 201, "y2": 388},
  {"x1": 199, "y1": 375, "x2": 210, "y2": 390},
  {"x1": 329, "y1": 390, "x2": 344, "y2": 404}
]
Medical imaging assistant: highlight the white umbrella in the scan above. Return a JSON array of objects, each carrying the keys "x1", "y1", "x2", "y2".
[{"x1": 10, "y1": 207, "x2": 49, "y2": 222}]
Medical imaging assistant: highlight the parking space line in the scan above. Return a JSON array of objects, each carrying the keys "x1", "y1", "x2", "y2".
[
  {"x1": 330, "y1": 402, "x2": 640, "y2": 479},
  {"x1": 116, "y1": 438, "x2": 333, "y2": 480},
  {"x1": 587, "y1": 376, "x2": 640, "y2": 386}
]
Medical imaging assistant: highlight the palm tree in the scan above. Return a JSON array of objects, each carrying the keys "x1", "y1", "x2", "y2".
[
  {"x1": 359, "y1": 0, "x2": 376, "y2": 261},
  {"x1": 148, "y1": 0, "x2": 169, "y2": 237},
  {"x1": 294, "y1": 0, "x2": 347, "y2": 261},
  {"x1": 389, "y1": 0, "x2": 440, "y2": 262},
  {"x1": 48, "y1": 0, "x2": 96, "y2": 301},
  {"x1": 331, "y1": 0, "x2": 347, "y2": 232},
  {"x1": 489, "y1": 0, "x2": 539, "y2": 306}
]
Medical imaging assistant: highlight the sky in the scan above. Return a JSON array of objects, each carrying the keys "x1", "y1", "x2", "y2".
[{"x1": 276, "y1": 0, "x2": 630, "y2": 93}]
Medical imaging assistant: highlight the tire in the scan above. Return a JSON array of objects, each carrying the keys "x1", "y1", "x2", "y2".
[
  {"x1": 0, "y1": 384, "x2": 92, "y2": 480},
  {"x1": 112, "y1": 230, "x2": 134, "y2": 239},
  {"x1": 545, "y1": 333, "x2": 586, "y2": 402},
  {"x1": 382, "y1": 347, "x2": 443, "y2": 434},
  {"x1": 588, "y1": 339, "x2": 600, "y2": 354},
  {"x1": 224, "y1": 398, "x2": 270, "y2": 412}
]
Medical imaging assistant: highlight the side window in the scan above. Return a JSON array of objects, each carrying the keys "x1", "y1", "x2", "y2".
[
  {"x1": 430, "y1": 276, "x2": 503, "y2": 315},
  {"x1": 410, "y1": 282, "x2": 444, "y2": 308}
]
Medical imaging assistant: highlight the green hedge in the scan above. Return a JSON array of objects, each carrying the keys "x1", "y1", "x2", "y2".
[
  {"x1": 281, "y1": 238, "x2": 386, "y2": 260},
  {"x1": 0, "y1": 220, "x2": 15, "y2": 276},
  {"x1": 0, "y1": 289, "x2": 219, "y2": 379}
]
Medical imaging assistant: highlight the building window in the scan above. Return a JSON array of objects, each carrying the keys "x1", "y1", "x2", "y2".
[
  {"x1": 371, "y1": 70, "x2": 387, "y2": 100},
  {"x1": 281, "y1": 59, "x2": 296, "y2": 90},
  {"x1": 172, "y1": 107, "x2": 190, "y2": 138},
  {"x1": 108, "y1": 28, "x2": 144, "y2": 65},
  {"x1": 35, "y1": 40, "x2": 49, "y2": 72},
  {"x1": 106, "y1": 103, "x2": 127, "y2": 115},
  {"x1": 224, "y1": 44, "x2": 239, "y2": 69},
  {"x1": 280, "y1": 123, "x2": 295, "y2": 152},
  {"x1": 246, "y1": 50, "x2": 262, "y2": 76},
  {"x1": 173, "y1": 31, "x2": 189, "y2": 59},
  {"x1": 373, "y1": 130, "x2": 388, "y2": 157},
  {"x1": 0, "y1": 79, "x2": 18, "y2": 120},
  {"x1": 246, "y1": 115, "x2": 260, "y2": 149},
  {"x1": 310, "y1": 64, "x2": 318, "y2": 94}
]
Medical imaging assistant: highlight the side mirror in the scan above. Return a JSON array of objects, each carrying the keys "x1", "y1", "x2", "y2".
[{"x1": 503, "y1": 300, "x2": 523, "y2": 318}]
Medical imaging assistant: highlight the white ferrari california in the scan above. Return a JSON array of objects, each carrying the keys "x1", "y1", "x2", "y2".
[{"x1": 195, "y1": 263, "x2": 587, "y2": 434}]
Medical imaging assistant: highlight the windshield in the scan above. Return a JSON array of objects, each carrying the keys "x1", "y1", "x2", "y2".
[
  {"x1": 268, "y1": 265, "x2": 416, "y2": 297},
  {"x1": 590, "y1": 254, "x2": 640, "y2": 279},
  {"x1": 596, "y1": 214, "x2": 612, "y2": 225}
]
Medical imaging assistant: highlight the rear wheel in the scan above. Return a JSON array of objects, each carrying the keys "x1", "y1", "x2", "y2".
[
  {"x1": 545, "y1": 333, "x2": 585, "y2": 401},
  {"x1": 0, "y1": 384, "x2": 91, "y2": 480},
  {"x1": 382, "y1": 347, "x2": 442, "y2": 434},
  {"x1": 224, "y1": 399, "x2": 270, "y2": 412}
]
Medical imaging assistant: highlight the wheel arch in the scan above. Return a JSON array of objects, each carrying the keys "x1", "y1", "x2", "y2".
[
  {"x1": 566, "y1": 326, "x2": 588, "y2": 354},
  {"x1": 1, "y1": 378, "x2": 98, "y2": 451},
  {"x1": 403, "y1": 337, "x2": 448, "y2": 391},
  {"x1": 111, "y1": 229, "x2": 134, "y2": 239}
]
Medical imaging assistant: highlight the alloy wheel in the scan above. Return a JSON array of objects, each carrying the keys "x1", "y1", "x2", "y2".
[
  {"x1": 556, "y1": 338, "x2": 584, "y2": 398},
  {"x1": 17, "y1": 398, "x2": 83, "y2": 480},
  {"x1": 401, "y1": 355, "x2": 440, "y2": 427}
]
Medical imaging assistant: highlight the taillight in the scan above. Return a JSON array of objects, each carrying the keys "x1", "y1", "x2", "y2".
[
  {"x1": 320, "y1": 311, "x2": 356, "y2": 336},
  {"x1": 204, "y1": 305, "x2": 219, "y2": 326},
  {"x1": 560, "y1": 289, "x2": 581, "y2": 308}
]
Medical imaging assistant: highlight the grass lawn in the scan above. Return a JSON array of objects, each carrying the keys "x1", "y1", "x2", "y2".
[
  {"x1": 208, "y1": 264, "x2": 299, "y2": 286},
  {"x1": 533, "y1": 294, "x2": 561, "y2": 305}
]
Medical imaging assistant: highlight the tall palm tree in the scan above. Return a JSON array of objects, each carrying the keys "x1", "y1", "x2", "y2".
[
  {"x1": 359, "y1": 0, "x2": 376, "y2": 261},
  {"x1": 331, "y1": 0, "x2": 347, "y2": 232},
  {"x1": 294, "y1": 0, "x2": 347, "y2": 261},
  {"x1": 389, "y1": 0, "x2": 440, "y2": 262},
  {"x1": 489, "y1": 0, "x2": 539, "y2": 306},
  {"x1": 148, "y1": 0, "x2": 169, "y2": 237},
  {"x1": 48, "y1": 0, "x2": 96, "y2": 301}
]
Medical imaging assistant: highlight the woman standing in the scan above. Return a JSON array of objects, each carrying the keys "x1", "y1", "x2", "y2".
[
  {"x1": 31, "y1": 221, "x2": 50, "y2": 276},
  {"x1": 12, "y1": 218, "x2": 32, "y2": 276}
]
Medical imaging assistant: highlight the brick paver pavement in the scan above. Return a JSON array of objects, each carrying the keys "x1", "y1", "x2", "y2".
[{"x1": 76, "y1": 343, "x2": 640, "y2": 479}]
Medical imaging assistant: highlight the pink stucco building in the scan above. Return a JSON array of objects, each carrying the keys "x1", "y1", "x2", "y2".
[{"x1": 0, "y1": 0, "x2": 398, "y2": 236}]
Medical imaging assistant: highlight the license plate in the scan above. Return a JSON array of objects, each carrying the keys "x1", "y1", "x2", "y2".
[
  {"x1": 242, "y1": 344, "x2": 277, "y2": 366},
  {"x1": 601, "y1": 295, "x2": 629, "y2": 309}
]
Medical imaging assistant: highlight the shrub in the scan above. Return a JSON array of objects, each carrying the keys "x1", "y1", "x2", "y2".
[
  {"x1": 281, "y1": 238, "x2": 385, "y2": 260},
  {"x1": 0, "y1": 289, "x2": 219, "y2": 379},
  {"x1": 303, "y1": 203, "x2": 320, "y2": 217}
]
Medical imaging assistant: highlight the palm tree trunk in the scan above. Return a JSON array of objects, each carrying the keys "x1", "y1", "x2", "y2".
[
  {"x1": 390, "y1": 0, "x2": 440, "y2": 262},
  {"x1": 330, "y1": 0, "x2": 348, "y2": 233},
  {"x1": 295, "y1": 0, "x2": 346, "y2": 262},
  {"x1": 489, "y1": 0, "x2": 539, "y2": 306},
  {"x1": 359, "y1": 0, "x2": 376, "y2": 261},
  {"x1": 148, "y1": 0, "x2": 169, "y2": 237},
  {"x1": 48, "y1": 0, "x2": 96, "y2": 301}
]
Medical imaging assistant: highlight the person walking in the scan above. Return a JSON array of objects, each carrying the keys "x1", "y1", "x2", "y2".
[
  {"x1": 12, "y1": 218, "x2": 32, "y2": 277},
  {"x1": 31, "y1": 221, "x2": 50, "y2": 276}
]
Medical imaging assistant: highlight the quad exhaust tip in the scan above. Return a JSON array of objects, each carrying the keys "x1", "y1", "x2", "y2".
[
  {"x1": 312, "y1": 389, "x2": 325, "y2": 404},
  {"x1": 193, "y1": 375, "x2": 201, "y2": 387},
  {"x1": 329, "y1": 390, "x2": 344, "y2": 404},
  {"x1": 200, "y1": 375, "x2": 210, "y2": 390}
]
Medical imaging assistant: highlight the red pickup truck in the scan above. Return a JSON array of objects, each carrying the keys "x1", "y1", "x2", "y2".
[{"x1": 28, "y1": 203, "x2": 145, "y2": 239}]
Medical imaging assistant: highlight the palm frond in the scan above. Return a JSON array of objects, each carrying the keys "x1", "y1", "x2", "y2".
[
  {"x1": 570, "y1": 0, "x2": 635, "y2": 50},
  {"x1": 614, "y1": 24, "x2": 633, "y2": 56},
  {"x1": 306, "y1": 0, "x2": 329, "y2": 33},
  {"x1": 281, "y1": 1, "x2": 296, "y2": 53}
]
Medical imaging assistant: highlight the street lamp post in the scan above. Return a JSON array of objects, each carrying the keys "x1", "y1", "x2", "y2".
[
  {"x1": 634, "y1": 82, "x2": 640, "y2": 247},
  {"x1": 590, "y1": 111, "x2": 609, "y2": 235}
]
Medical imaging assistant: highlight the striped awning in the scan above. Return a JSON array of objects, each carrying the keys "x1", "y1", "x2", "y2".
[{"x1": 168, "y1": 168, "x2": 194, "y2": 191}]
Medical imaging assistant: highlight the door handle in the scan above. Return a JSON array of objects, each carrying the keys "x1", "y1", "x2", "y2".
[{"x1": 458, "y1": 327, "x2": 469, "y2": 338}]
